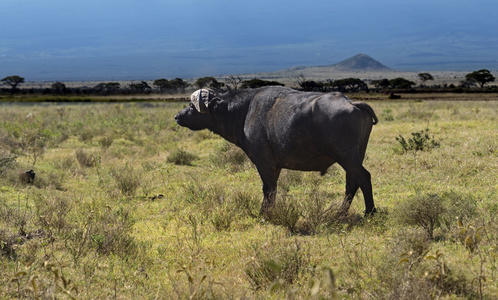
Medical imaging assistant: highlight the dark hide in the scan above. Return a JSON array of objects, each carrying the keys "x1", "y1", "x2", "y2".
[
  {"x1": 19, "y1": 170, "x2": 36, "y2": 184},
  {"x1": 175, "y1": 86, "x2": 378, "y2": 216}
]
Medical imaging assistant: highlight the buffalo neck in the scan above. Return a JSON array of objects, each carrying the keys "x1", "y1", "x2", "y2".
[{"x1": 208, "y1": 95, "x2": 250, "y2": 149}]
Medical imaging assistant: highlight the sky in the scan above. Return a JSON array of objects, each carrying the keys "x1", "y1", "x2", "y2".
[{"x1": 1, "y1": 0, "x2": 497, "y2": 81}]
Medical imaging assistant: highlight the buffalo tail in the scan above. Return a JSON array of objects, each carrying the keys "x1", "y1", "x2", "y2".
[{"x1": 351, "y1": 102, "x2": 378, "y2": 125}]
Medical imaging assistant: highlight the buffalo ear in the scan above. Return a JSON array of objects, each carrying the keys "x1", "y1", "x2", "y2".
[{"x1": 208, "y1": 97, "x2": 222, "y2": 110}]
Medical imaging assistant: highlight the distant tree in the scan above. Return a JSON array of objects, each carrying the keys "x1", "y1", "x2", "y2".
[
  {"x1": 95, "y1": 82, "x2": 121, "y2": 95},
  {"x1": 296, "y1": 74, "x2": 308, "y2": 88},
  {"x1": 169, "y1": 78, "x2": 189, "y2": 93},
  {"x1": 153, "y1": 79, "x2": 173, "y2": 92},
  {"x1": 195, "y1": 77, "x2": 224, "y2": 91},
  {"x1": 240, "y1": 78, "x2": 285, "y2": 89},
  {"x1": 129, "y1": 81, "x2": 151, "y2": 93},
  {"x1": 389, "y1": 77, "x2": 415, "y2": 89},
  {"x1": 371, "y1": 78, "x2": 390, "y2": 90},
  {"x1": 1, "y1": 75, "x2": 25, "y2": 93},
  {"x1": 465, "y1": 69, "x2": 495, "y2": 88},
  {"x1": 459, "y1": 79, "x2": 475, "y2": 88},
  {"x1": 226, "y1": 75, "x2": 243, "y2": 90},
  {"x1": 106, "y1": 82, "x2": 121, "y2": 91},
  {"x1": 330, "y1": 78, "x2": 368, "y2": 92},
  {"x1": 418, "y1": 73, "x2": 434, "y2": 85},
  {"x1": 153, "y1": 78, "x2": 188, "y2": 93},
  {"x1": 51, "y1": 82, "x2": 67, "y2": 95},
  {"x1": 299, "y1": 80, "x2": 324, "y2": 91}
]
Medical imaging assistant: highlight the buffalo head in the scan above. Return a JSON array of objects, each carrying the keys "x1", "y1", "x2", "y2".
[{"x1": 175, "y1": 89, "x2": 224, "y2": 131}]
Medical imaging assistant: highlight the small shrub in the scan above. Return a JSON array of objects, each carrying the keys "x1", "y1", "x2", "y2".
[
  {"x1": 98, "y1": 135, "x2": 114, "y2": 150},
  {"x1": 395, "y1": 128, "x2": 440, "y2": 154},
  {"x1": 440, "y1": 191, "x2": 477, "y2": 228},
  {"x1": 78, "y1": 128, "x2": 95, "y2": 143},
  {"x1": 267, "y1": 195, "x2": 301, "y2": 233},
  {"x1": 420, "y1": 250, "x2": 471, "y2": 297},
  {"x1": 182, "y1": 181, "x2": 227, "y2": 216},
  {"x1": 89, "y1": 206, "x2": 137, "y2": 256},
  {"x1": 75, "y1": 149, "x2": 99, "y2": 167},
  {"x1": 278, "y1": 170, "x2": 304, "y2": 193},
  {"x1": 33, "y1": 169, "x2": 66, "y2": 190},
  {"x1": 299, "y1": 186, "x2": 331, "y2": 234},
  {"x1": 397, "y1": 193, "x2": 446, "y2": 240},
  {"x1": 0, "y1": 229, "x2": 18, "y2": 259},
  {"x1": 52, "y1": 155, "x2": 78, "y2": 178},
  {"x1": 20, "y1": 129, "x2": 49, "y2": 167},
  {"x1": 210, "y1": 141, "x2": 247, "y2": 172},
  {"x1": 211, "y1": 203, "x2": 234, "y2": 231},
  {"x1": 393, "y1": 227, "x2": 432, "y2": 260},
  {"x1": 381, "y1": 108, "x2": 394, "y2": 121},
  {"x1": 455, "y1": 222, "x2": 484, "y2": 253},
  {"x1": 245, "y1": 240, "x2": 308, "y2": 290},
  {"x1": 234, "y1": 190, "x2": 260, "y2": 218},
  {"x1": 0, "y1": 155, "x2": 17, "y2": 174},
  {"x1": 110, "y1": 165, "x2": 142, "y2": 197},
  {"x1": 183, "y1": 181, "x2": 209, "y2": 205},
  {"x1": 167, "y1": 148, "x2": 198, "y2": 166},
  {"x1": 379, "y1": 230, "x2": 473, "y2": 299},
  {"x1": 34, "y1": 192, "x2": 73, "y2": 235}
]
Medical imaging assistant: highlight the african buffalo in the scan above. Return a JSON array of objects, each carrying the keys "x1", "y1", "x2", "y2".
[{"x1": 175, "y1": 86, "x2": 378, "y2": 216}]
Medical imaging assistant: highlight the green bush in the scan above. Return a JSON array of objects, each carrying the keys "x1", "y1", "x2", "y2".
[
  {"x1": 277, "y1": 170, "x2": 304, "y2": 193},
  {"x1": 34, "y1": 192, "x2": 73, "y2": 235},
  {"x1": 88, "y1": 206, "x2": 137, "y2": 256},
  {"x1": 381, "y1": 108, "x2": 394, "y2": 121},
  {"x1": 110, "y1": 165, "x2": 142, "y2": 197},
  {"x1": 299, "y1": 186, "x2": 331, "y2": 234},
  {"x1": 98, "y1": 135, "x2": 114, "y2": 150},
  {"x1": 397, "y1": 191, "x2": 479, "y2": 242},
  {"x1": 75, "y1": 148, "x2": 99, "y2": 167},
  {"x1": 245, "y1": 240, "x2": 308, "y2": 290},
  {"x1": 210, "y1": 203, "x2": 234, "y2": 231},
  {"x1": 0, "y1": 156, "x2": 16, "y2": 175},
  {"x1": 397, "y1": 193, "x2": 446, "y2": 240},
  {"x1": 266, "y1": 195, "x2": 301, "y2": 233},
  {"x1": 210, "y1": 141, "x2": 248, "y2": 172},
  {"x1": 167, "y1": 148, "x2": 198, "y2": 166},
  {"x1": 395, "y1": 128, "x2": 440, "y2": 153},
  {"x1": 234, "y1": 190, "x2": 260, "y2": 219}
]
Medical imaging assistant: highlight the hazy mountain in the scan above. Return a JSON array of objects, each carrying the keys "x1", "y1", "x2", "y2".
[
  {"x1": 242, "y1": 54, "x2": 396, "y2": 81},
  {"x1": 330, "y1": 54, "x2": 392, "y2": 71}
]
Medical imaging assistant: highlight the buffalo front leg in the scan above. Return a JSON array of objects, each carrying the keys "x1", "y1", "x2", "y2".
[
  {"x1": 260, "y1": 183, "x2": 277, "y2": 217},
  {"x1": 257, "y1": 167, "x2": 281, "y2": 218}
]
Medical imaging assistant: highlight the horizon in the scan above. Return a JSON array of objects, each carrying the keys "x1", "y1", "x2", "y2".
[{"x1": 2, "y1": 0, "x2": 498, "y2": 81}]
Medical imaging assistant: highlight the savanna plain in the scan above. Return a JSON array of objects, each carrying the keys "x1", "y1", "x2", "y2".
[{"x1": 0, "y1": 94, "x2": 497, "y2": 299}]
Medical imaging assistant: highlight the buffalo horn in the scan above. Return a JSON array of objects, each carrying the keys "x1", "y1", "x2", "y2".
[{"x1": 191, "y1": 89, "x2": 209, "y2": 114}]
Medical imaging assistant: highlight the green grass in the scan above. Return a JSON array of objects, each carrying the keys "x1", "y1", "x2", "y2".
[{"x1": 0, "y1": 97, "x2": 497, "y2": 298}]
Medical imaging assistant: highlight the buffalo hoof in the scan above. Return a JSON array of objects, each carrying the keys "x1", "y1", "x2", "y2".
[{"x1": 364, "y1": 207, "x2": 377, "y2": 217}]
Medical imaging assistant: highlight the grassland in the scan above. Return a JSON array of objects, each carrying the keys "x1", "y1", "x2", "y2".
[{"x1": 0, "y1": 94, "x2": 497, "y2": 299}]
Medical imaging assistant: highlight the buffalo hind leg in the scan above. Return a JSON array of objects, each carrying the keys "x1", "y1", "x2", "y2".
[
  {"x1": 341, "y1": 164, "x2": 376, "y2": 216},
  {"x1": 338, "y1": 174, "x2": 359, "y2": 215}
]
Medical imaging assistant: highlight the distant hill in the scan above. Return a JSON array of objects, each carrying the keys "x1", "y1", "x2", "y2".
[
  {"x1": 330, "y1": 54, "x2": 392, "y2": 71},
  {"x1": 242, "y1": 54, "x2": 396, "y2": 82}
]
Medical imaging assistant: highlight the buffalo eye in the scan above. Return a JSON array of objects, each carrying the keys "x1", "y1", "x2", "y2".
[{"x1": 189, "y1": 103, "x2": 194, "y2": 109}]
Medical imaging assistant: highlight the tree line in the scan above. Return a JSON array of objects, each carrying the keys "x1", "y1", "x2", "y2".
[
  {"x1": 1, "y1": 69, "x2": 496, "y2": 96},
  {"x1": 295, "y1": 70, "x2": 496, "y2": 92}
]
